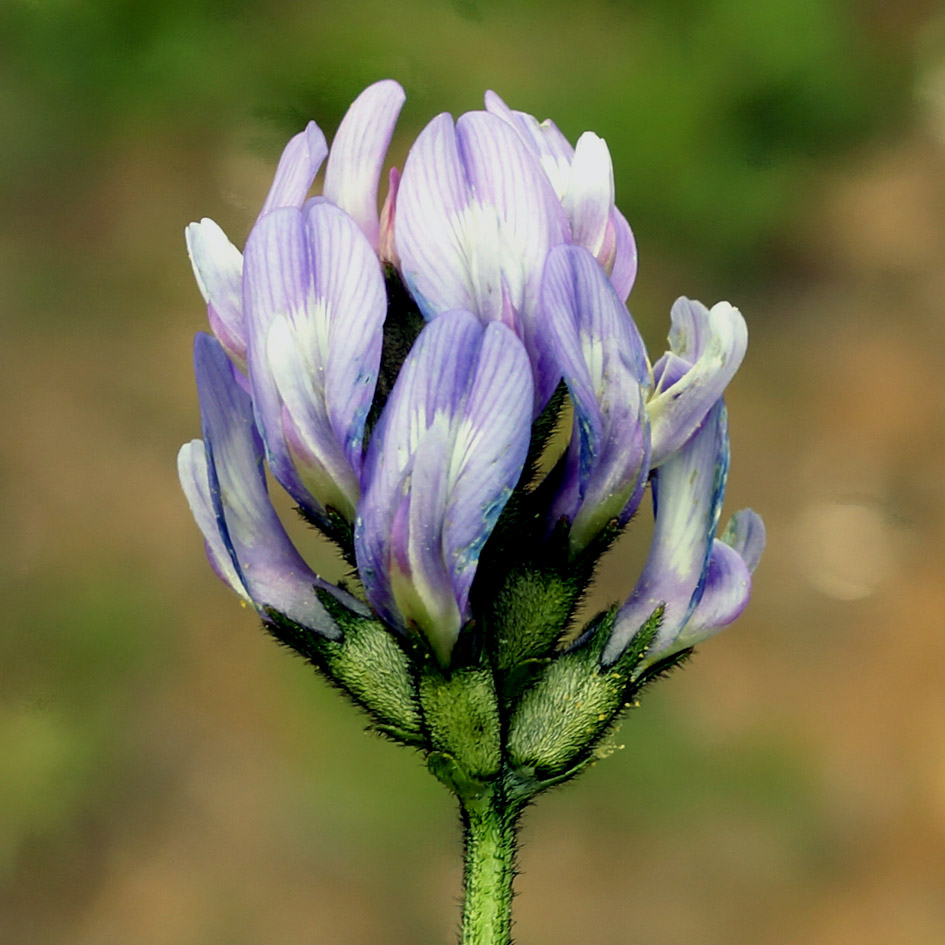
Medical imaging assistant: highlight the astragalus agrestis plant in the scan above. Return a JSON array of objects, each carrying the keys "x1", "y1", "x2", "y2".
[{"x1": 179, "y1": 79, "x2": 764, "y2": 945}]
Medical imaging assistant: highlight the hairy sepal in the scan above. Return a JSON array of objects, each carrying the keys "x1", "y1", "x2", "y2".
[
  {"x1": 419, "y1": 665, "x2": 503, "y2": 792},
  {"x1": 264, "y1": 593, "x2": 423, "y2": 746},
  {"x1": 505, "y1": 606, "x2": 672, "y2": 788}
]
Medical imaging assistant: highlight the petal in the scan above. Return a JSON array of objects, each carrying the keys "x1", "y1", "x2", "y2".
[
  {"x1": 667, "y1": 297, "x2": 713, "y2": 362},
  {"x1": 721, "y1": 508, "x2": 766, "y2": 573},
  {"x1": 178, "y1": 439, "x2": 251, "y2": 603},
  {"x1": 261, "y1": 121, "x2": 329, "y2": 215},
  {"x1": 394, "y1": 112, "x2": 477, "y2": 318},
  {"x1": 541, "y1": 245, "x2": 650, "y2": 549},
  {"x1": 483, "y1": 90, "x2": 574, "y2": 197},
  {"x1": 395, "y1": 110, "x2": 570, "y2": 410},
  {"x1": 648, "y1": 299, "x2": 747, "y2": 466},
  {"x1": 185, "y1": 218, "x2": 247, "y2": 369},
  {"x1": 389, "y1": 417, "x2": 460, "y2": 662},
  {"x1": 443, "y1": 320, "x2": 533, "y2": 611},
  {"x1": 243, "y1": 202, "x2": 385, "y2": 519},
  {"x1": 306, "y1": 200, "x2": 386, "y2": 471},
  {"x1": 356, "y1": 311, "x2": 484, "y2": 635},
  {"x1": 675, "y1": 539, "x2": 752, "y2": 649},
  {"x1": 482, "y1": 91, "x2": 635, "y2": 302},
  {"x1": 242, "y1": 206, "x2": 315, "y2": 509},
  {"x1": 355, "y1": 311, "x2": 532, "y2": 661},
  {"x1": 608, "y1": 208, "x2": 638, "y2": 303},
  {"x1": 266, "y1": 316, "x2": 361, "y2": 519},
  {"x1": 563, "y1": 132, "x2": 614, "y2": 258},
  {"x1": 603, "y1": 400, "x2": 729, "y2": 666},
  {"x1": 190, "y1": 333, "x2": 342, "y2": 636},
  {"x1": 455, "y1": 111, "x2": 562, "y2": 325},
  {"x1": 323, "y1": 79, "x2": 406, "y2": 250}
]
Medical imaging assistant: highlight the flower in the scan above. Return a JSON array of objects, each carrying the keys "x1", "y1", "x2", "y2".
[
  {"x1": 177, "y1": 332, "x2": 365, "y2": 632},
  {"x1": 184, "y1": 80, "x2": 404, "y2": 375},
  {"x1": 602, "y1": 400, "x2": 764, "y2": 670},
  {"x1": 355, "y1": 310, "x2": 532, "y2": 664},
  {"x1": 178, "y1": 79, "x2": 763, "y2": 684}
]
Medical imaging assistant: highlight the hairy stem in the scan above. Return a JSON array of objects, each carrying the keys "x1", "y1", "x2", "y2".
[{"x1": 460, "y1": 785, "x2": 521, "y2": 945}]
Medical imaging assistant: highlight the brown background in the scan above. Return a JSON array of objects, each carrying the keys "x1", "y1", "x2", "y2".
[{"x1": 2, "y1": 1, "x2": 944, "y2": 942}]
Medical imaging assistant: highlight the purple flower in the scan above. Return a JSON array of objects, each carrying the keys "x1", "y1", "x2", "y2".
[
  {"x1": 355, "y1": 311, "x2": 532, "y2": 663},
  {"x1": 242, "y1": 199, "x2": 386, "y2": 522},
  {"x1": 540, "y1": 244, "x2": 650, "y2": 551},
  {"x1": 185, "y1": 80, "x2": 404, "y2": 374},
  {"x1": 394, "y1": 108, "x2": 570, "y2": 410},
  {"x1": 178, "y1": 333, "x2": 364, "y2": 634},
  {"x1": 179, "y1": 80, "x2": 761, "y2": 671},
  {"x1": 483, "y1": 91, "x2": 638, "y2": 302},
  {"x1": 647, "y1": 297, "x2": 748, "y2": 466},
  {"x1": 603, "y1": 401, "x2": 764, "y2": 669}
]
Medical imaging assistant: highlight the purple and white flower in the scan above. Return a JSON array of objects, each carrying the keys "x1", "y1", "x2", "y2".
[
  {"x1": 185, "y1": 80, "x2": 404, "y2": 374},
  {"x1": 242, "y1": 199, "x2": 386, "y2": 522},
  {"x1": 355, "y1": 310, "x2": 532, "y2": 663},
  {"x1": 540, "y1": 244, "x2": 650, "y2": 551},
  {"x1": 483, "y1": 90, "x2": 638, "y2": 302},
  {"x1": 603, "y1": 401, "x2": 764, "y2": 669},
  {"x1": 179, "y1": 80, "x2": 762, "y2": 670},
  {"x1": 394, "y1": 108, "x2": 570, "y2": 410},
  {"x1": 177, "y1": 333, "x2": 364, "y2": 633}
]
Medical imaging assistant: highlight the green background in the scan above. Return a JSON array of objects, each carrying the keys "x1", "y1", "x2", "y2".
[{"x1": 3, "y1": 1, "x2": 944, "y2": 942}]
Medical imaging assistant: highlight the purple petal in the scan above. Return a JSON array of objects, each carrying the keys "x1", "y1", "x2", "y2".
[
  {"x1": 455, "y1": 112, "x2": 569, "y2": 322},
  {"x1": 675, "y1": 539, "x2": 752, "y2": 649},
  {"x1": 604, "y1": 400, "x2": 729, "y2": 666},
  {"x1": 395, "y1": 110, "x2": 570, "y2": 410},
  {"x1": 484, "y1": 92, "x2": 636, "y2": 302},
  {"x1": 394, "y1": 113, "x2": 476, "y2": 317},
  {"x1": 483, "y1": 91, "x2": 574, "y2": 197},
  {"x1": 721, "y1": 508, "x2": 766, "y2": 573},
  {"x1": 188, "y1": 333, "x2": 342, "y2": 635},
  {"x1": 243, "y1": 202, "x2": 385, "y2": 520},
  {"x1": 443, "y1": 320, "x2": 533, "y2": 610},
  {"x1": 667, "y1": 297, "x2": 713, "y2": 361},
  {"x1": 355, "y1": 311, "x2": 532, "y2": 662},
  {"x1": 608, "y1": 208, "x2": 638, "y2": 302},
  {"x1": 356, "y1": 311, "x2": 484, "y2": 637},
  {"x1": 261, "y1": 121, "x2": 328, "y2": 216},
  {"x1": 541, "y1": 245, "x2": 651, "y2": 549},
  {"x1": 648, "y1": 299, "x2": 747, "y2": 466},
  {"x1": 242, "y1": 206, "x2": 313, "y2": 508},
  {"x1": 323, "y1": 79, "x2": 406, "y2": 250},
  {"x1": 185, "y1": 218, "x2": 247, "y2": 370},
  {"x1": 265, "y1": 316, "x2": 361, "y2": 519}
]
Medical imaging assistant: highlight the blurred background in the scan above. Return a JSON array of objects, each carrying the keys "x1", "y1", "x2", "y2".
[{"x1": 2, "y1": 1, "x2": 944, "y2": 942}]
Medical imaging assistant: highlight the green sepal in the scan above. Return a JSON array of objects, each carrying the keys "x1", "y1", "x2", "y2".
[
  {"x1": 506, "y1": 606, "x2": 664, "y2": 781},
  {"x1": 372, "y1": 722, "x2": 426, "y2": 745},
  {"x1": 419, "y1": 667, "x2": 502, "y2": 783},
  {"x1": 265, "y1": 593, "x2": 423, "y2": 747},
  {"x1": 485, "y1": 559, "x2": 583, "y2": 681},
  {"x1": 476, "y1": 518, "x2": 620, "y2": 702}
]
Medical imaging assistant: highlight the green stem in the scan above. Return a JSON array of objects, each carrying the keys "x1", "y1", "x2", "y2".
[{"x1": 460, "y1": 785, "x2": 520, "y2": 945}]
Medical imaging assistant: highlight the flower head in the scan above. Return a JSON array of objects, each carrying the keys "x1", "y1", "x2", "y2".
[{"x1": 179, "y1": 80, "x2": 762, "y2": 707}]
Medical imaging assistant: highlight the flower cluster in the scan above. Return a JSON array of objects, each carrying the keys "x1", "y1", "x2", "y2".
[{"x1": 179, "y1": 80, "x2": 763, "y2": 790}]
